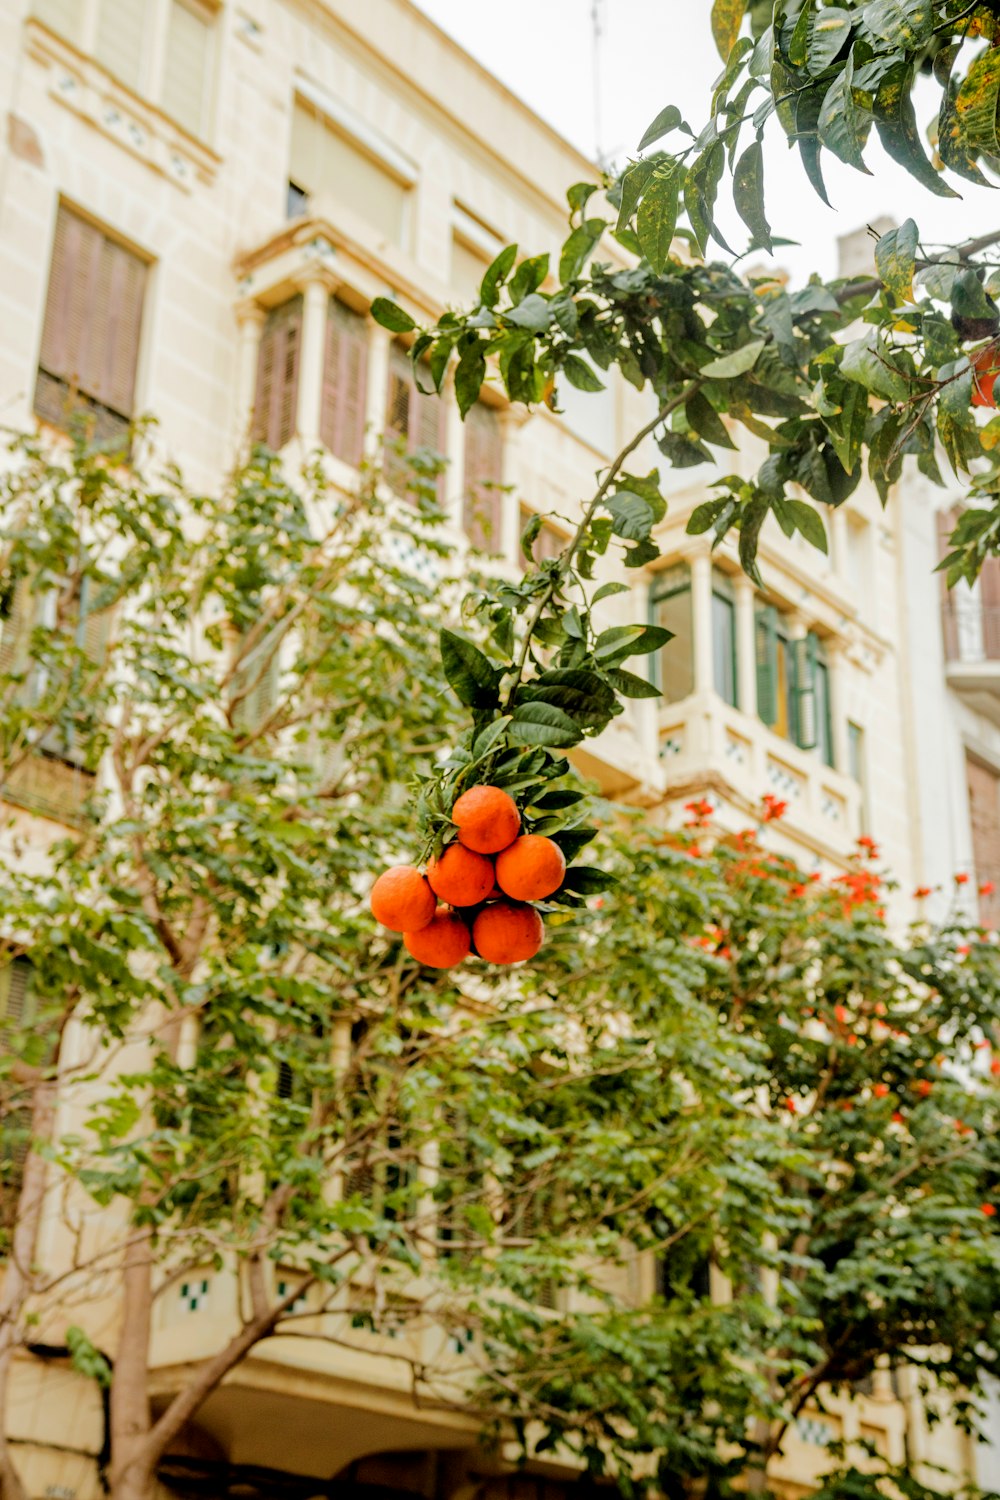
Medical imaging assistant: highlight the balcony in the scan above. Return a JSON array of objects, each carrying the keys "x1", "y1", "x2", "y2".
[{"x1": 942, "y1": 596, "x2": 1000, "y2": 725}]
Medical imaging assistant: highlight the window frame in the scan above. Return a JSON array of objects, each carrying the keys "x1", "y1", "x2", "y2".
[
  {"x1": 648, "y1": 564, "x2": 694, "y2": 703},
  {"x1": 711, "y1": 568, "x2": 738, "y2": 710}
]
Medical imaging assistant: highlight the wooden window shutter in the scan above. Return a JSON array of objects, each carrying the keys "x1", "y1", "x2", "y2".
[
  {"x1": 162, "y1": 0, "x2": 213, "y2": 139},
  {"x1": 384, "y1": 344, "x2": 445, "y2": 501},
  {"x1": 463, "y1": 402, "x2": 504, "y2": 552},
  {"x1": 793, "y1": 634, "x2": 819, "y2": 750},
  {"x1": 0, "y1": 580, "x2": 36, "y2": 683},
  {"x1": 979, "y1": 554, "x2": 1000, "y2": 661},
  {"x1": 94, "y1": 0, "x2": 147, "y2": 90},
  {"x1": 252, "y1": 298, "x2": 302, "y2": 451},
  {"x1": 0, "y1": 960, "x2": 35, "y2": 1028},
  {"x1": 36, "y1": 206, "x2": 146, "y2": 435},
  {"x1": 755, "y1": 606, "x2": 778, "y2": 726},
  {"x1": 319, "y1": 300, "x2": 367, "y2": 467}
]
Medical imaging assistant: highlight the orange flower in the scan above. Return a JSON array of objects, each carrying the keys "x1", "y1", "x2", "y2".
[
  {"x1": 955, "y1": 872, "x2": 970, "y2": 885},
  {"x1": 761, "y1": 793, "x2": 788, "y2": 822},
  {"x1": 991, "y1": 1057, "x2": 1000, "y2": 1077},
  {"x1": 981, "y1": 881, "x2": 996, "y2": 896},
  {"x1": 684, "y1": 797, "x2": 714, "y2": 827},
  {"x1": 784, "y1": 1097, "x2": 797, "y2": 1115},
  {"x1": 915, "y1": 1079, "x2": 933, "y2": 1097},
  {"x1": 914, "y1": 886, "x2": 932, "y2": 899},
  {"x1": 857, "y1": 835, "x2": 880, "y2": 859},
  {"x1": 982, "y1": 1203, "x2": 997, "y2": 1218},
  {"x1": 873, "y1": 1083, "x2": 889, "y2": 1098}
]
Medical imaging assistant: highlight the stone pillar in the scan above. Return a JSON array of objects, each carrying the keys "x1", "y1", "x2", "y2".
[
  {"x1": 295, "y1": 276, "x2": 330, "y2": 448},
  {"x1": 233, "y1": 303, "x2": 266, "y2": 454},
  {"x1": 828, "y1": 640, "x2": 850, "y2": 773},
  {"x1": 691, "y1": 549, "x2": 714, "y2": 695},
  {"x1": 363, "y1": 321, "x2": 393, "y2": 464},
  {"x1": 734, "y1": 573, "x2": 757, "y2": 719}
]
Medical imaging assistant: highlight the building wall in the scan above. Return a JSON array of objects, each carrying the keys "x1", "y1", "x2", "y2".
[{"x1": 0, "y1": 2, "x2": 970, "y2": 1497}]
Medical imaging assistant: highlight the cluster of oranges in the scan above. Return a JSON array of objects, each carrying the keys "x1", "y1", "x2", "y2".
[{"x1": 369, "y1": 785, "x2": 567, "y2": 968}]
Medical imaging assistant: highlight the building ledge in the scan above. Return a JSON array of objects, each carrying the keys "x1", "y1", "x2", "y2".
[{"x1": 945, "y1": 660, "x2": 1000, "y2": 727}]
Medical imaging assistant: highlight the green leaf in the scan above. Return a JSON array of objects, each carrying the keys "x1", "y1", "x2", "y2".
[
  {"x1": 701, "y1": 340, "x2": 766, "y2": 379},
  {"x1": 550, "y1": 827, "x2": 598, "y2": 860},
  {"x1": 795, "y1": 87, "x2": 832, "y2": 207},
  {"x1": 875, "y1": 61, "x2": 960, "y2": 197},
  {"x1": 567, "y1": 181, "x2": 598, "y2": 215},
  {"x1": 472, "y1": 716, "x2": 512, "y2": 759},
  {"x1": 687, "y1": 499, "x2": 726, "y2": 534},
  {"x1": 595, "y1": 624, "x2": 672, "y2": 663},
  {"x1": 712, "y1": 0, "x2": 746, "y2": 60},
  {"x1": 637, "y1": 166, "x2": 681, "y2": 275},
  {"x1": 784, "y1": 498, "x2": 828, "y2": 553},
  {"x1": 591, "y1": 581, "x2": 630, "y2": 605},
  {"x1": 738, "y1": 494, "x2": 769, "y2": 584},
  {"x1": 562, "y1": 355, "x2": 606, "y2": 393},
  {"x1": 480, "y1": 244, "x2": 518, "y2": 308},
  {"x1": 439, "y1": 629, "x2": 501, "y2": 710},
  {"x1": 953, "y1": 45, "x2": 1000, "y2": 158},
  {"x1": 606, "y1": 492, "x2": 655, "y2": 542},
  {"x1": 604, "y1": 667, "x2": 664, "y2": 699},
  {"x1": 504, "y1": 294, "x2": 552, "y2": 332},
  {"x1": 518, "y1": 668, "x2": 618, "y2": 728},
  {"x1": 370, "y1": 298, "x2": 415, "y2": 333},
  {"x1": 840, "y1": 331, "x2": 910, "y2": 402},
  {"x1": 817, "y1": 57, "x2": 871, "y2": 174},
  {"x1": 807, "y1": 6, "x2": 851, "y2": 75},
  {"x1": 860, "y1": 0, "x2": 933, "y2": 48},
  {"x1": 509, "y1": 253, "x2": 549, "y2": 304},
  {"x1": 454, "y1": 339, "x2": 487, "y2": 418},
  {"x1": 616, "y1": 159, "x2": 656, "y2": 233},
  {"x1": 528, "y1": 788, "x2": 586, "y2": 810},
  {"x1": 520, "y1": 511, "x2": 543, "y2": 562},
  {"x1": 559, "y1": 219, "x2": 606, "y2": 284},
  {"x1": 638, "y1": 104, "x2": 686, "y2": 152},
  {"x1": 686, "y1": 390, "x2": 737, "y2": 450},
  {"x1": 509, "y1": 701, "x2": 583, "y2": 748},
  {"x1": 559, "y1": 866, "x2": 618, "y2": 894},
  {"x1": 874, "y1": 218, "x2": 918, "y2": 303},
  {"x1": 733, "y1": 139, "x2": 772, "y2": 251},
  {"x1": 684, "y1": 142, "x2": 730, "y2": 258}
]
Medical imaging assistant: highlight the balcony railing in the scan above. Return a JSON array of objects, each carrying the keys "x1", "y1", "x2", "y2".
[{"x1": 942, "y1": 597, "x2": 1000, "y2": 665}]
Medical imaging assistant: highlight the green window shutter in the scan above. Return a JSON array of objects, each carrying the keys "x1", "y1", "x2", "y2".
[
  {"x1": 794, "y1": 634, "x2": 819, "y2": 750},
  {"x1": 755, "y1": 606, "x2": 778, "y2": 726}
]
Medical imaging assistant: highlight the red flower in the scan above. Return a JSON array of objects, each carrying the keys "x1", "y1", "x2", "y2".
[
  {"x1": 857, "y1": 835, "x2": 880, "y2": 859},
  {"x1": 847, "y1": 1033, "x2": 858, "y2": 1046},
  {"x1": 684, "y1": 797, "x2": 714, "y2": 828},
  {"x1": 982, "y1": 1203, "x2": 997, "y2": 1218},
  {"x1": 892, "y1": 1110, "x2": 905, "y2": 1123},
  {"x1": 915, "y1": 1079, "x2": 933, "y2": 1097},
  {"x1": 784, "y1": 1097, "x2": 797, "y2": 1115},
  {"x1": 955, "y1": 872, "x2": 970, "y2": 885},
  {"x1": 913, "y1": 886, "x2": 932, "y2": 900},
  {"x1": 834, "y1": 1004, "x2": 849, "y2": 1026},
  {"x1": 981, "y1": 881, "x2": 996, "y2": 896},
  {"x1": 761, "y1": 793, "x2": 788, "y2": 822},
  {"x1": 789, "y1": 882, "x2": 807, "y2": 898},
  {"x1": 991, "y1": 1057, "x2": 1000, "y2": 1077},
  {"x1": 873, "y1": 1083, "x2": 889, "y2": 1098},
  {"x1": 688, "y1": 842, "x2": 702, "y2": 859}
]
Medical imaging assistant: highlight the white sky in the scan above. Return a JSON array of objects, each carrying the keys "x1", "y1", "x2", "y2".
[{"x1": 412, "y1": 0, "x2": 1000, "y2": 285}]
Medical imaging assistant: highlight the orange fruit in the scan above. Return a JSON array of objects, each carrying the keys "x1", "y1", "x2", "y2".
[
  {"x1": 370, "y1": 865, "x2": 436, "y2": 933},
  {"x1": 451, "y1": 785, "x2": 520, "y2": 854},
  {"x1": 472, "y1": 901, "x2": 544, "y2": 964},
  {"x1": 427, "y1": 843, "x2": 495, "y2": 907},
  {"x1": 972, "y1": 346, "x2": 999, "y2": 408},
  {"x1": 403, "y1": 908, "x2": 471, "y2": 968},
  {"x1": 495, "y1": 834, "x2": 566, "y2": 902}
]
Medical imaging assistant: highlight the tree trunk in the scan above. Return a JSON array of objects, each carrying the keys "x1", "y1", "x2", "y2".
[
  {"x1": 0, "y1": 1077, "x2": 57, "y2": 1500},
  {"x1": 108, "y1": 1225, "x2": 155, "y2": 1500}
]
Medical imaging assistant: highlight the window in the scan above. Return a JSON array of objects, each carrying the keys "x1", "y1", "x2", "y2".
[
  {"x1": 289, "y1": 97, "x2": 410, "y2": 247},
  {"x1": 463, "y1": 402, "x2": 504, "y2": 552},
  {"x1": 518, "y1": 506, "x2": 565, "y2": 571},
  {"x1": 162, "y1": 0, "x2": 215, "y2": 140},
  {"x1": 712, "y1": 570, "x2": 738, "y2": 709},
  {"x1": 320, "y1": 299, "x2": 368, "y2": 468},
  {"x1": 252, "y1": 298, "x2": 302, "y2": 452},
  {"x1": 34, "y1": 1, "x2": 217, "y2": 139},
  {"x1": 649, "y1": 566, "x2": 694, "y2": 703},
  {"x1": 384, "y1": 344, "x2": 445, "y2": 499},
  {"x1": 451, "y1": 235, "x2": 490, "y2": 304},
  {"x1": 35, "y1": 205, "x2": 148, "y2": 448},
  {"x1": 756, "y1": 606, "x2": 832, "y2": 764}
]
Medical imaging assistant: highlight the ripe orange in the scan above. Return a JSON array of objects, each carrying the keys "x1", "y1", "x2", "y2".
[
  {"x1": 428, "y1": 843, "x2": 495, "y2": 907},
  {"x1": 370, "y1": 865, "x2": 436, "y2": 933},
  {"x1": 451, "y1": 785, "x2": 520, "y2": 854},
  {"x1": 972, "y1": 346, "x2": 999, "y2": 408},
  {"x1": 495, "y1": 834, "x2": 566, "y2": 902},
  {"x1": 404, "y1": 909, "x2": 471, "y2": 968},
  {"x1": 472, "y1": 901, "x2": 544, "y2": 964}
]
